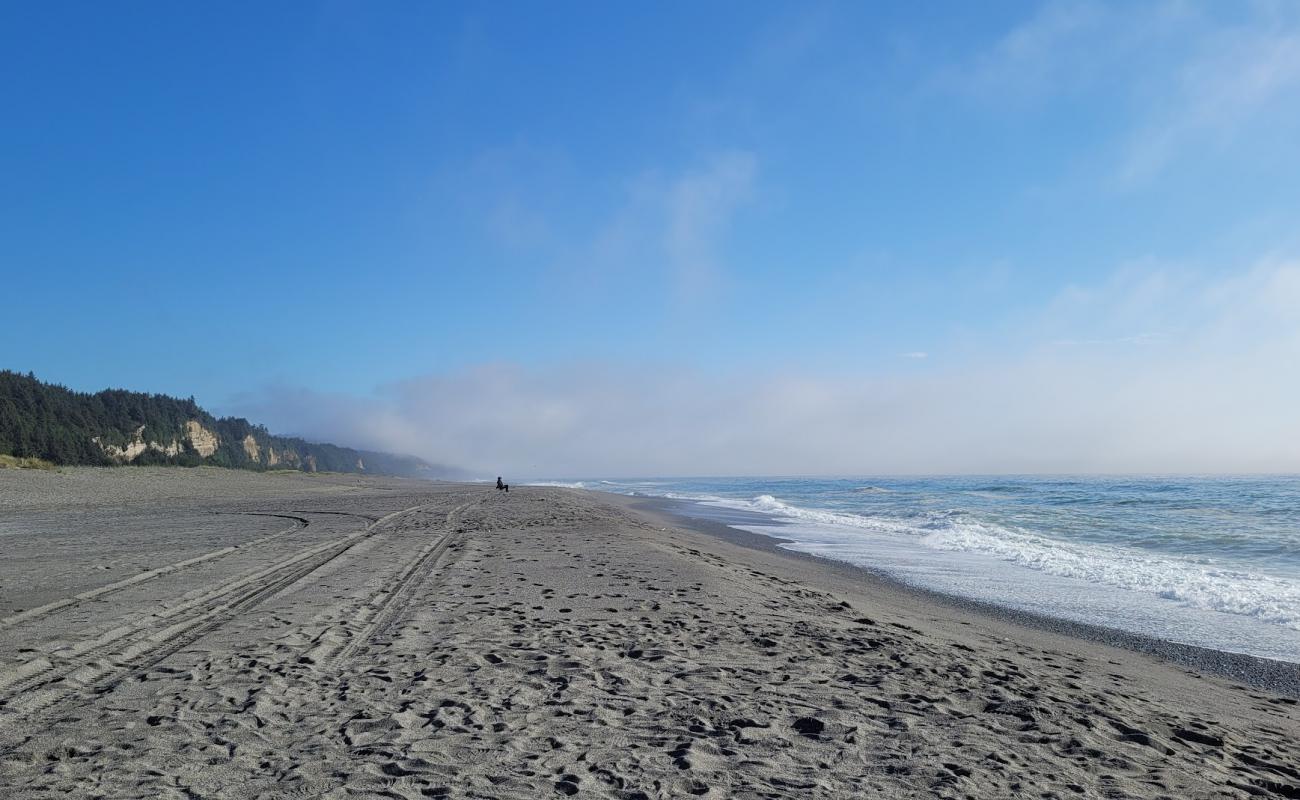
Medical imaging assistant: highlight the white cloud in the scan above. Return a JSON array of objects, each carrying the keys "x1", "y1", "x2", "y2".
[
  {"x1": 229, "y1": 260, "x2": 1300, "y2": 477},
  {"x1": 898, "y1": 351, "x2": 928, "y2": 359},
  {"x1": 450, "y1": 147, "x2": 758, "y2": 304},
  {"x1": 663, "y1": 151, "x2": 757, "y2": 301},
  {"x1": 1120, "y1": 13, "x2": 1300, "y2": 182},
  {"x1": 956, "y1": 0, "x2": 1110, "y2": 100},
  {"x1": 576, "y1": 151, "x2": 757, "y2": 302},
  {"x1": 949, "y1": 2, "x2": 1300, "y2": 182}
]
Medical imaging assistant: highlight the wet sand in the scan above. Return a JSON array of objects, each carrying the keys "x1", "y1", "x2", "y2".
[{"x1": 1, "y1": 469, "x2": 1297, "y2": 798}]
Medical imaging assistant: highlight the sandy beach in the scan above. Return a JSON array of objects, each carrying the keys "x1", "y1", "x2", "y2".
[{"x1": 1, "y1": 469, "x2": 1297, "y2": 799}]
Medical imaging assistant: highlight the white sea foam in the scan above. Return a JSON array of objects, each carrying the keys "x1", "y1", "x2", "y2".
[
  {"x1": 921, "y1": 521, "x2": 1300, "y2": 630},
  {"x1": 526, "y1": 480, "x2": 590, "y2": 489},
  {"x1": 688, "y1": 492, "x2": 1300, "y2": 631},
  {"x1": 698, "y1": 494, "x2": 925, "y2": 535}
]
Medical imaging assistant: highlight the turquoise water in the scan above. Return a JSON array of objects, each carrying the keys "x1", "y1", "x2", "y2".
[{"x1": 532, "y1": 476, "x2": 1300, "y2": 662}]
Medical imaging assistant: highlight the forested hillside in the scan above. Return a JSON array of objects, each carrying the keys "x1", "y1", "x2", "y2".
[{"x1": 0, "y1": 371, "x2": 439, "y2": 477}]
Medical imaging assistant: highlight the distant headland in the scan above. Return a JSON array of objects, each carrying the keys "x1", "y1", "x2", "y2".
[{"x1": 0, "y1": 370, "x2": 457, "y2": 478}]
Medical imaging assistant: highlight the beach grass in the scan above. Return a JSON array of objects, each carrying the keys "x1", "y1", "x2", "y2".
[{"x1": 0, "y1": 454, "x2": 57, "y2": 470}]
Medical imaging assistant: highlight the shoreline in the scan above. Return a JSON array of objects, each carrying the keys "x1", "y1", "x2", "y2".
[
  {"x1": 619, "y1": 494, "x2": 1300, "y2": 698},
  {"x1": 3, "y1": 472, "x2": 1298, "y2": 797}
]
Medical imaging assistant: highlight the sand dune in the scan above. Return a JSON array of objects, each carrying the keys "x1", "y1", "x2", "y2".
[{"x1": 0, "y1": 470, "x2": 1297, "y2": 798}]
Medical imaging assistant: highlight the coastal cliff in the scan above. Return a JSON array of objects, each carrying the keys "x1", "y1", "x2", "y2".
[{"x1": 0, "y1": 370, "x2": 448, "y2": 478}]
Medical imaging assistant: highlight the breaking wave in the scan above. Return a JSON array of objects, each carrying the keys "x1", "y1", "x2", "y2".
[{"x1": 682, "y1": 492, "x2": 1300, "y2": 632}]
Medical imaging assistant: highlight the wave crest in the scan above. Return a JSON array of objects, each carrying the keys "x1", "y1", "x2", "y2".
[{"x1": 709, "y1": 493, "x2": 1300, "y2": 631}]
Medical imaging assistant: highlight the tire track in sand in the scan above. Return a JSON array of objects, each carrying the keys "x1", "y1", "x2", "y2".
[
  {"x1": 313, "y1": 499, "x2": 480, "y2": 668},
  {"x1": 0, "y1": 513, "x2": 310, "y2": 630},
  {"x1": 0, "y1": 504, "x2": 429, "y2": 727}
]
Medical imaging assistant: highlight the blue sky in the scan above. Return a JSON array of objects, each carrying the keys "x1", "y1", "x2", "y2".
[{"x1": 4, "y1": 2, "x2": 1300, "y2": 474}]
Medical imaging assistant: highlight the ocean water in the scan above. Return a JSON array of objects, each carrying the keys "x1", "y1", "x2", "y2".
[{"x1": 531, "y1": 476, "x2": 1300, "y2": 663}]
